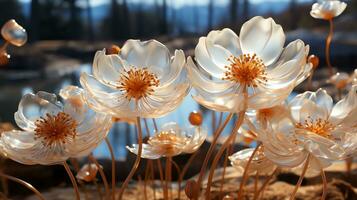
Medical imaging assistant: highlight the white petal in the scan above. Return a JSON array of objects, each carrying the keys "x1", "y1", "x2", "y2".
[
  {"x1": 239, "y1": 16, "x2": 285, "y2": 65},
  {"x1": 159, "y1": 50, "x2": 185, "y2": 87},
  {"x1": 92, "y1": 50, "x2": 123, "y2": 87},
  {"x1": 126, "y1": 144, "x2": 162, "y2": 159},
  {"x1": 14, "y1": 92, "x2": 63, "y2": 131},
  {"x1": 194, "y1": 37, "x2": 225, "y2": 78},
  {"x1": 120, "y1": 39, "x2": 170, "y2": 76},
  {"x1": 206, "y1": 28, "x2": 241, "y2": 56},
  {"x1": 330, "y1": 85, "x2": 357, "y2": 124}
]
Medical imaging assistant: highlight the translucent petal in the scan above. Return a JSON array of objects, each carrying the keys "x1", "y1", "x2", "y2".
[
  {"x1": 206, "y1": 28, "x2": 241, "y2": 56},
  {"x1": 120, "y1": 39, "x2": 170, "y2": 76},
  {"x1": 159, "y1": 50, "x2": 185, "y2": 87},
  {"x1": 126, "y1": 144, "x2": 162, "y2": 159},
  {"x1": 330, "y1": 85, "x2": 357, "y2": 123},
  {"x1": 194, "y1": 37, "x2": 225, "y2": 78},
  {"x1": 14, "y1": 92, "x2": 63, "y2": 132},
  {"x1": 239, "y1": 16, "x2": 285, "y2": 66},
  {"x1": 186, "y1": 57, "x2": 234, "y2": 93}
]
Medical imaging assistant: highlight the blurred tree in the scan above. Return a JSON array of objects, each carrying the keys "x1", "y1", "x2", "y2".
[
  {"x1": 85, "y1": 0, "x2": 94, "y2": 41},
  {"x1": 208, "y1": 0, "x2": 214, "y2": 30},
  {"x1": 30, "y1": 0, "x2": 40, "y2": 42},
  {"x1": 110, "y1": 0, "x2": 121, "y2": 39},
  {"x1": 289, "y1": 0, "x2": 299, "y2": 30},
  {"x1": 242, "y1": 0, "x2": 249, "y2": 22},
  {"x1": 161, "y1": 0, "x2": 168, "y2": 35},
  {"x1": 230, "y1": 0, "x2": 238, "y2": 26}
]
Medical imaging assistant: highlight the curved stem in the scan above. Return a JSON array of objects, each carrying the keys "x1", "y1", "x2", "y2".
[
  {"x1": 171, "y1": 160, "x2": 181, "y2": 200},
  {"x1": 196, "y1": 113, "x2": 233, "y2": 187},
  {"x1": 346, "y1": 157, "x2": 353, "y2": 174},
  {"x1": 219, "y1": 139, "x2": 235, "y2": 198},
  {"x1": 320, "y1": 170, "x2": 327, "y2": 200},
  {"x1": 105, "y1": 138, "x2": 116, "y2": 200},
  {"x1": 118, "y1": 117, "x2": 143, "y2": 199},
  {"x1": 307, "y1": 70, "x2": 314, "y2": 91},
  {"x1": 253, "y1": 167, "x2": 278, "y2": 200},
  {"x1": 289, "y1": 154, "x2": 311, "y2": 200},
  {"x1": 325, "y1": 19, "x2": 334, "y2": 77},
  {"x1": 164, "y1": 157, "x2": 172, "y2": 200},
  {"x1": 0, "y1": 42, "x2": 9, "y2": 53},
  {"x1": 89, "y1": 154, "x2": 111, "y2": 200},
  {"x1": 157, "y1": 159, "x2": 166, "y2": 198},
  {"x1": 237, "y1": 143, "x2": 261, "y2": 199},
  {"x1": 150, "y1": 161, "x2": 156, "y2": 200},
  {"x1": 211, "y1": 111, "x2": 216, "y2": 132},
  {"x1": 254, "y1": 171, "x2": 259, "y2": 196},
  {"x1": 179, "y1": 152, "x2": 199, "y2": 182},
  {"x1": 205, "y1": 111, "x2": 246, "y2": 199},
  {"x1": 0, "y1": 172, "x2": 45, "y2": 200},
  {"x1": 63, "y1": 162, "x2": 81, "y2": 200}
]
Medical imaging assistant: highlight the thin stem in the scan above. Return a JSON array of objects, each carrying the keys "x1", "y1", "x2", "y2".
[
  {"x1": 150, "y1": 161, "x2": 156, "y2": 200},
  {"x1": 289, "y1": 154, "x2": 311, "y2": 200},
  {"x1": 254, "y1": 171, "x2": 259, "y2": 196},
  {"x1": 196, "y1": 113, "x2": 234, "y2": 187},
  {"x1": 320, "y1": 170, "x2": 327, "y2": 200},
  {"x1": 219, "y1": 140, "x2": 235, "y2": 198},
  {"x1": 205, "y1": 111, "x2": 246, "y2": 199},
  {"x1": 144, "y1": 161, "x2": 149, "y2": 200},
  {"x1": 217, "y1": 112, "x2": 223, "y2": 134},
  {"x1": 157, "y1": 159, "x2": 166, "y2": 198},
  {"x1": 105, "y1": 138, "x2": 116, "y2": 200},
  {"x1": 152, "y1": 118, "x2": 158, "y2": 132},
  {"x1": 346, "y1": 157, "x2": 353, "y2": 174},
  {"x1": 180, "y1": 152, "x2": 199, "y2": 181},
  {"x1": 171, "y1": 160, "x2": 181, "y2": 200},
  {"x1": 325, "y1": 19, "x2": 334, "y2": 77},
  {"x1": 93, "y1": 178, "x2": 104, "y2": 200},
  {"x1": 307, "y1": 70, "x2": 314, "y2": 91},
  {"x1": 0, "y1": 172, "x2": 45, "y2": 200},
  {"x1": 118, "y1": 117, "x2": 143, "y2": 199},
  {"x1": 89, "y1": 154, "x2": 111, "y2": 200},
  {"x1": 63, "y1": 162, "x2": 81, "y2": 200},
  {"x1": 253, "y1": 167, "x2": 279, "y2": 200},
  {"x1": 211, "y1": 111, "x2": 216, "y2": 132},
  {"x1": 164, "y1": 157, "x2": 172, "y2": 200},
  {"x1": 237, "y1": 143, "x2": 262, "y2": 199}
]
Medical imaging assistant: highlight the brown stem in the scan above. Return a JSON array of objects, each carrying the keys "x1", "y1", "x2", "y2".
[
  {"x1": 93, "y1": 178, "x2": 104, "y2": 200},
  {"x1": 205, "y1": 111, "x2": 246, "y2": 199},
  {"x1": 289, "y1": 154, "x2": 311, "y2": 200},
  {"x1": 150, "y1": 161, "x2": 156, "y2": 199},
  {"x1": 307, "y1": 70, "x2": 314, "y2": 91},
  {"x1": 0, "y1": 42, "x2": 9, "y2": 53},
  {"x1": 104, "y1": 138, "x2": 116, "y2": 200},
  {"x1": 157, "y1": 159, "x2": 166, "y2": 198},
  {"x1": 171, "y1": 160, "x2": 181, "y2": 200},
  {"x1": 152, "y1": 118, "x2": 158, "y2": 132},
  {"x1": 219, "y1": 139, "x2": 235, "y2": 198},
  {"x1": 164, "y1": 157, "x2": 172, "y2": 200},
  {"x1": 346, "y1": 157, "x2": 353, "y2": 174},
  {"x1": 320, "y1": 170, "x2": 327, "y2": 200},
  {"x1": 254, "y1": 171, "x2": 259, "y2": 196},
  {"x1": 63, "y1": 162, "x2": 81, "y2": 200},
  {"x1": 144, "y1": 161, "x2": 149, "y2": 200},
  {"x1": 326, "y1": 19, "x2": 334, "y2": 77},
  {"x1": 253, "y1": 167, "x2": 278, "y2": 200},
  {"x1": 212, "y1": 111, "x2": 216, "y2": 132},
  {"x1": 237, "y1": 143, "x2": 262, "y2": 199},
  {"x1": 179, "y1": 151, "x2": 199, "y2": 182},
  {"x1": 0, "y1": 172, "x2": 45, "y2": 200},
  {"x1": 118, "y1": 117, "x2": 143, "y2": 199},
  {"x1": 196, "y1": 113, "x2": 234, "y2": 187},
  {"x1": 89, "y1": 154, "x2": 111, "y2": 200}
]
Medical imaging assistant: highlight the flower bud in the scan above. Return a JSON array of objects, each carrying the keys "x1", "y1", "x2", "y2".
[
  {"x1": 185, "y1": 180, "x2": 200, "y2": 199},
  {"x1": 106, "y1": 44, "x2": 121, "y2": 55},
  {"x1": 76, "y1": 163, "x2": 99, "y2": 182},
  {"x1": 189, "y1": 111, "x2": 203, "y2": 126},
  {"x1": 1, "y1": 19, "x2": 27, "y2": 47},
  {"x1": 308, "y1": 55, "x2": 319, "y2": 69}
]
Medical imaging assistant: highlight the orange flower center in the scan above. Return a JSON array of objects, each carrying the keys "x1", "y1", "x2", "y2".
[
  {"x1": 34, "y1": 112, "x2": 77, "y2": 147},
  {"x1": 223, "y1": 54, "x2": 267, "y2": 87},
  {"x1": 296, "y1": 117, "x2": 335, "y2": 138},
  {"x1": 117, "y1": 68, "x2": 159, "y2": 101},
  {"x1": 149, "y1": 131, "x2": 187, "y2": 156}
]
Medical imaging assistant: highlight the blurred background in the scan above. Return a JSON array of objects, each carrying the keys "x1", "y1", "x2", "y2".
[{"x1": 0, "y1": 0, "x2": 356, "y2": 197}]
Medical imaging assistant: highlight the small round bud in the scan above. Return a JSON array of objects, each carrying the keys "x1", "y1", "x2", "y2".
[
  {"x1": 185, "y1": 180, "x2": 200, "y2": 199},
  {"x1": 0, "y1": 51, "x2": 10, "y2": 66},
  {"x1": 1, "y1": 19, "x2": 27, "y2": 47},
  {"x1": 106, "y1": 44, "x2": 121, "y2": 55},
  {"x1": 308, "y1": 55, "x2": 319, "y2": 69},
  {"x1": 76, "y1": 163, "x2": 99, "y2": 182},
  {"x1": 189, "y1": 111, "x2": 203, "y2": 126}
]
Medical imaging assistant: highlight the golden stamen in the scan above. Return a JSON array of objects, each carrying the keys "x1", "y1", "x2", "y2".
[
  {"x1": 148, "y1": 131, "x2": 188, "y2": 156},
  {"x1": 223, "y1": 54, "x2": 267, "y2": 87},
  {"x1": 117, "y1": 68, "x2": 159, "y2": 101},
  {"x1": 34, "y1": 112, "x2": 77, "y2": 147},
  {"x1": 296, "y1": 116, "x2": 335, "y2": 138}
]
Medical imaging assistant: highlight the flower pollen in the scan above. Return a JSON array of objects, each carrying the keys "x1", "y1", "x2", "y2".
[
  {"x1": 223, "y1": 54, "x2": 267, "y2": 87},
  {"x1": 34, "y1": 112, "x2": 77, "y2": 147},
  {"x1": 117, "y1": 68, "x2": 159, "y2": 101},
  {"x1": 148, "y1": 130, "x2": 188, "y2": 156},
  {"x1": 296, "y1": 116, "x2": 335, "y2": 138}
]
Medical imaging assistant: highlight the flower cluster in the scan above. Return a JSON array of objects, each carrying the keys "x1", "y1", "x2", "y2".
[{"x1": 0, "y1": 2, "x2": 356, "y2": 199}]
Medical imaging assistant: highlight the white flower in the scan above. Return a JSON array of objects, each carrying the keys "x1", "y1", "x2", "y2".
[
  {"x1": 0, "y1": 86, "x2": 112, "y2": 165},
  {"x1": 229, "y1": 146, "x2": 276, "y2": 175},
  {"x1": 126, "y1": 122, "x2": 206, "y2": 159},
  {"x1": 310, "y1": 0, "x2": 347, "y2": 20},
  {"x1": 256, "y1": 86, "x2": 357, "y2": 171},
  {"x1": 187, "y1": 16, "x2": 311, "y2": 113},
  {"x1": 81, "y1": 40, "x2": 189, "y2": 118}
]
